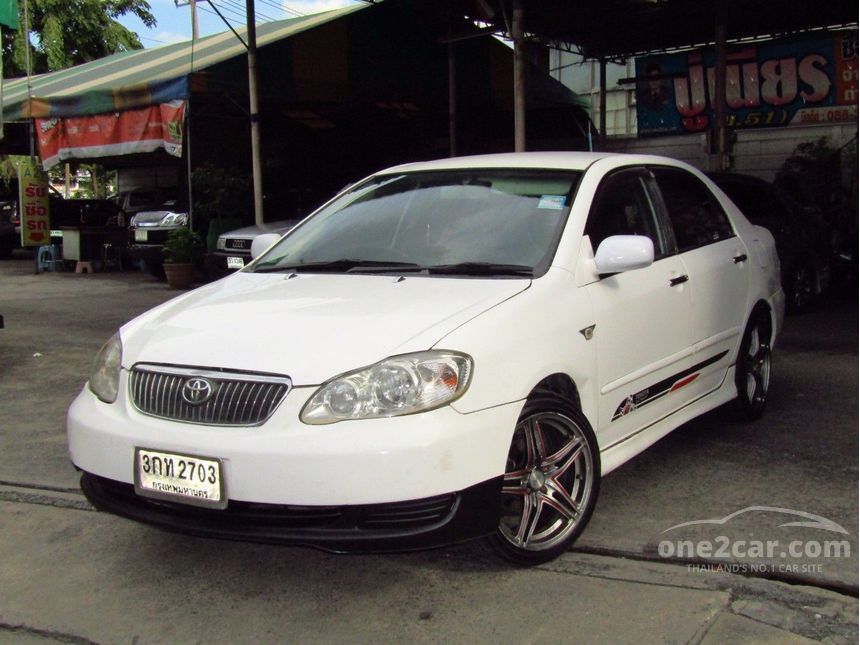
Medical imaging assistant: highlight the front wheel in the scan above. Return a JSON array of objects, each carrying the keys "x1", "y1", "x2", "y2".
[
  {"x1": 735, "y1": 311, "x2": 772, "y2": 420},
  {"x1": 490, "y1": 395, "x2": 600, "y2": 565}
]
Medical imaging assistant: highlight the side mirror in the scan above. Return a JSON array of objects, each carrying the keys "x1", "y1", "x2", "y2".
[
  {"x1": 250, "y1": 233, "x2": 282, "y2": 259},
  {"x1": 594, "y1": 235, "x2": 654, "y2": 274}
]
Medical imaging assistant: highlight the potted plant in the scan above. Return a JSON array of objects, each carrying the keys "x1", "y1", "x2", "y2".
[{"x1": 162, "y1": 227, "x2": 204, "y2": 289}]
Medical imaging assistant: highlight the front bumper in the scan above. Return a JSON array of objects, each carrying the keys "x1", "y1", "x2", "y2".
[
  {"x1": 127, "y1": 243, "x2": 164, "y2": 264},
  {"x1": 68, "y1": 377, "x2": 522, "y2": 548},
  {"x1": 80, "y1": 471, "x2": 502, "y2": 552}
]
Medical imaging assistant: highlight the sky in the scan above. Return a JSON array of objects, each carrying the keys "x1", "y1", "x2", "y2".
[{"x1": 117, "y1": 0, "x2": 363, "y2": 48}]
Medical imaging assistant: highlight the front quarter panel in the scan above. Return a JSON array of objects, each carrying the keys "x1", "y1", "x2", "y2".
[{"x1": 440, "y1": 267, "x2": 598, "y2": 429}]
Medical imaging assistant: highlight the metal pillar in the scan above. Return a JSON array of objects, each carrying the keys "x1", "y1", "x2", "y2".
[
  {"x1": 448, "y1": 39, "x2": 458, "y2": 157},
  {"x1": 713, "y1": 0, "x2": 729, "y2": 170},
  {"x1": 512, "y1": 0, "x2": 526, "y2": 152},
  {"x1": 246, "y1": 0, "x2": 265, "y2": 225},
  {"x1": 599, "y1": 58, "x2": 607, "y2": 144}
]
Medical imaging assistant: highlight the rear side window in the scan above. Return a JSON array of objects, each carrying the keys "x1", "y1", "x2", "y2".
[{"x1": 651, "y1": 167, "x2": 734, "y2": 252}]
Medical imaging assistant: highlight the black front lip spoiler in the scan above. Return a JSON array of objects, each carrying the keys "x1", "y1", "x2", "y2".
[{"x1": 80, "y1": 472, "x2": 503, "y2": 553}]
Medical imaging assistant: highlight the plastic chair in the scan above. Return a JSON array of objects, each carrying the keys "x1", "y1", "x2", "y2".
[{"x1": 36, "y1": 245, "x2": 63, "y2": 273}]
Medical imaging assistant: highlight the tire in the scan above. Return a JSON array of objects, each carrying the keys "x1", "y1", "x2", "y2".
[
  {"x1": 489, "y1": 394, "x2": 600, "y2": 565},
  {"x1": 735, "y1": 310, "x2": 772, "y2": 421},
  {"x1": 785, "y1": 262, "x2": 816, "y2": 314}
]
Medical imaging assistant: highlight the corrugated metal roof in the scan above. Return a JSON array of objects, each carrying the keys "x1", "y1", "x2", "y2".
[{"x1": 2, "y1": 4, "x2": 367, "y2": 121}]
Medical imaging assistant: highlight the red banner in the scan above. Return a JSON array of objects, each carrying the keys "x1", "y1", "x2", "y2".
[{"x1": 36, "y1": 100, "x2": 186, "y2": 170}]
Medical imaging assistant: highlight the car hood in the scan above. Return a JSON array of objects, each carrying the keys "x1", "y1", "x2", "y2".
[
  {"x1": 120, "y1": 272, "x2": 529, "y2": 385},
  {"x1": 222, "y1": 220, "x2": 301, "y2": 239}
]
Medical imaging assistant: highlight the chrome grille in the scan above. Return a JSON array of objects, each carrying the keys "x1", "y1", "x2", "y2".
[{"x1": 130, "y1": 364, "x2": 291, "y2": 426}]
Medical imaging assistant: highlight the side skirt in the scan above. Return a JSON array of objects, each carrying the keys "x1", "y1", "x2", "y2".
[{"x1": 599, "y1": 366, "x2": 737, "y2": 476}]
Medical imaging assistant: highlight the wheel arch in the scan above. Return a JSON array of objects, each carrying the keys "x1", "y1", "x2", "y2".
[
  {"x1": 529, "y1": 373, "x2": 582, "y2": 409},
  {"x1": 747, "y1": 299, "x2": 775, "y2": 346}
]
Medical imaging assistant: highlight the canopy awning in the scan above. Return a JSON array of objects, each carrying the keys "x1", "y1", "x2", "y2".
[{"x1": 1, "y1": 5, "x2": 366, "y2": 121}]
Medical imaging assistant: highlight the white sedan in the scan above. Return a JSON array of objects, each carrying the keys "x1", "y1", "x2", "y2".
[{"x1": 67, "y1": 152, "x2": 784, "y2": 564}]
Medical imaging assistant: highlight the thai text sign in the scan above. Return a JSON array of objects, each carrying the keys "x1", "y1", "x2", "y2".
[
  {"x1": 36, "y1": 100, "x2": 186, "y2": 170},
  {"x1": 636, "y1": 31, "x2": 858, "y2": 136},
  {"x1": 17, "y1": 158, "x2": 51, "y2": 247}
]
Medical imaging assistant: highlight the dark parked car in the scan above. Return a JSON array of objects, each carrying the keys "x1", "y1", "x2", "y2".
[
  {"x1": 0, "y1": 199, "x2": 17, "y2": 258},
  {"x1": 709, "y1": 173, "x2": 830, "y2": 313},
  {"x1": 127, "y1": 200, "x2": 186, "y2": 276}
]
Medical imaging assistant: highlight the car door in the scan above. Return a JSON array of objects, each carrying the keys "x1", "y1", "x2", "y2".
[
  {"x1": 583, "y1": 167, "x2": 693, "y2": 448},
  {"x1": 650, "y1": 166, "x2": 750, "y2": 400}
]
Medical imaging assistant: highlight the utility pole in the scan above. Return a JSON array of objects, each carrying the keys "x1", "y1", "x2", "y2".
[
  {"x1": 190, "y1": 0, "x2": 199, "y2": 41},
  {"x1": 512, "y1": 0, "x2": 526, "y2": 152},
  {"x1": 246, "y1": 0, "x2": 264, "y2": 225}
]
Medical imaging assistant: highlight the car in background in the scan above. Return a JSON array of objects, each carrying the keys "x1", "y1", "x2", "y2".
[
  {"x1": 208, "y1": 219, "x2": 302, "y2": 278},
  {"x1": 69, "y1": 152, "x2": 784, "y2": 565},
  {"x1": 709, "y1": 172, "x2": 830, "y2": 313},
  {"x1": 0, "y1": 199, "x2": 18, "y2": 258},
  {"x1": 127, "y1": 200, "x2": 186, "y2": 276},
  {"x1": 115, "y1": 189, "x2": 175, "y2": 223}
]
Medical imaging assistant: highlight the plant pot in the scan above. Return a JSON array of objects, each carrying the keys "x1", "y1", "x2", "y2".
[{"x1": 163, "y1": 263, "x2": 195, "y2": 289}]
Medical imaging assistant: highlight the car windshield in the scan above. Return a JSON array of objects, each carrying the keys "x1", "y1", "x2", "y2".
[{"x1": 251, "y1": 169, "x2": 581, "y2": 277}]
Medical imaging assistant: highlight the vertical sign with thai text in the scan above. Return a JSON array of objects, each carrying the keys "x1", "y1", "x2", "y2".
[{"x1": 17, "y1": 158, "x2": 51, "y2": 247}]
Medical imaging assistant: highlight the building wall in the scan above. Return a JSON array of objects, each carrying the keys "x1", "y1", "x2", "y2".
[
  {"x1": 549, "y1": 50, "x2": 636, "y2": 137},
  {"x1": 600, "y1": 123, "x2": 857, "y2": 181}
]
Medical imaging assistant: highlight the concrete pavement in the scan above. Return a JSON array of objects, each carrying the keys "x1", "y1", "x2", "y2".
[
  {"x1": 0, "y1": 487, "x2": 855, "y2": 644},
  {"x1": 0, "y1": 250, "x2": 857, "y2": 643}
]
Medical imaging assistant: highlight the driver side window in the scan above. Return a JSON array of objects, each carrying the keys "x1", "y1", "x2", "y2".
[{"x1": 584, "y1": 169, "x2": 668, "y2": 259}]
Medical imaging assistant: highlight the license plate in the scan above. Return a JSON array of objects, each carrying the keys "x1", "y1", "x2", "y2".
[
  {"x1": 227, "y1": 256, "x2": 245, "y2": 269},
  {"x1": 134, "y1": 448, "x2": 226, "y2": 509},
  {"x1": 134, "y1": 230, "x2": 148, "y2": 242}
]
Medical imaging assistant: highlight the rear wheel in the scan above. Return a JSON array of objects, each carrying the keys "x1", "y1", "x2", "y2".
[
  {"x1": 735, "y1": 311, "x2": 772, "y2": 420},
  {"x1": 490, "y1": 395, "x2": 600, "y2": 565}
]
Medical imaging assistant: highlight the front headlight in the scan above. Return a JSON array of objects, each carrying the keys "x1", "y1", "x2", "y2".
[
  {"x1": 161, "y1": 213, "x2": 188, "y2": 226},
  {"x1": 216, "y1": 237, "x2": 227, "y2": 250},
  {"x1": 301, "y1": 351, "x2": 472, "y2": 424},
  {"x1": 88, "y1": 333, "x2": 123, "y2": 403}
]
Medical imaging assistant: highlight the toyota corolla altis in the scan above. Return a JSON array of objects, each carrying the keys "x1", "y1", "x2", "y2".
[{"x1": 68, "y1": 152, "x2": 784, "y2": 564}]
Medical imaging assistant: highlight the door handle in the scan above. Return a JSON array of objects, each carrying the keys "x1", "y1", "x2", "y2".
[
  {"x1": 669, "y1": 275, "x2": 689, "y2": 287},
  {"x1": 733, "y1": 254, "x2": 748, "y2": 264}
]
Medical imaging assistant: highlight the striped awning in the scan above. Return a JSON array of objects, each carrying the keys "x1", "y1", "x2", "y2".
[{"x1": 1, "y1": 4, "x2": 366, "y2": 121}]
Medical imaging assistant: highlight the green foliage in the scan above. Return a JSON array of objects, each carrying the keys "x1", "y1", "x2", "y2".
[
  {"x1": 3, "y1": 0, "x2": 156, "y2": 77},
  {"x1": 775, "y1": 137, "x2": 848, "y2": 214},
  {"x1": 162, "y1": 227, "x2": 204, "y2": 264},
  {"x1": 191, "y1": 163, "x2": 251, "y2": 225}
]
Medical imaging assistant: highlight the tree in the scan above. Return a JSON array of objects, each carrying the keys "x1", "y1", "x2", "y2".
[{"x1": 3, "y1": 0, "x2": 156, "y2": 78}]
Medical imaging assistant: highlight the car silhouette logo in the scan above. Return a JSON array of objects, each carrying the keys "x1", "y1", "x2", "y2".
[{"x1": 182, "y1": 378, "x2": 214, "y2": 405}]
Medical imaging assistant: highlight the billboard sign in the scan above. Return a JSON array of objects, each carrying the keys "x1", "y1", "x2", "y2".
[
  {"x1": 35, "y1": 100, "x2": 186, "y2": 170},
  {"x1": 636, "y1": 31, "x2": 858, "y2": 136}
]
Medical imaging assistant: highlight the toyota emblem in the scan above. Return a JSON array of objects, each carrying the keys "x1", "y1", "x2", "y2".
[{"x1": 182, "y1": 377, "x2": 214, "y2": 405}]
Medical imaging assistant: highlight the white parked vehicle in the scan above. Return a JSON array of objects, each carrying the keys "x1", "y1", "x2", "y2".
[
  {"x1": 213, "y1": 219, "x2": 302, "y2": 272},
  {"x1": 68, "y1": 152, "x2": 784, "y2": 564}
]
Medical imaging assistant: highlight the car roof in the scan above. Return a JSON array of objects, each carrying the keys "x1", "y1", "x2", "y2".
[{"x1": 380, "y1": 151, "x2": 695, "y2": 175}]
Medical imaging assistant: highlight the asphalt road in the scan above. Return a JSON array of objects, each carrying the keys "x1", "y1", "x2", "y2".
[{"x1": 0, "y1": 251, "x2": 857, "y2": 642}]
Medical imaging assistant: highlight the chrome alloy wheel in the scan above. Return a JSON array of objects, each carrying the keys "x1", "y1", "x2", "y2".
[
  {"x1": 499, "y1": 410, "x2": 595, "y2": 553},
  {"x1": 735, "y1": 312, "x2": 772, "y2": 421},
  {"x1": 742, "y1": 325, "x2": 771, "y2": 407}
]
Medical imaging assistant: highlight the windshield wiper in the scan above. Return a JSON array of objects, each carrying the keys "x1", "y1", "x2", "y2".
[
  {"x1": 420, "y1": 262, "x2": 534, "y2": 277},
  {"x1": 253, "y1": 259, "x2": 420, "y2": 274}
]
